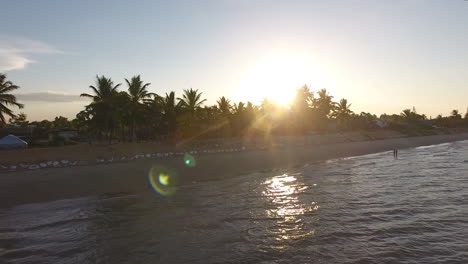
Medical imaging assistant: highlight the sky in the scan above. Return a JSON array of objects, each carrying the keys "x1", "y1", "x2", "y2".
[{"x1": 2, "y1": 0, "x2": 468, "y2": 121}]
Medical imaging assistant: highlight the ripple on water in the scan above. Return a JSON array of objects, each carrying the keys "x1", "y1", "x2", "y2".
[{"x1": 2, "y1": 141, "x2": 468, "y2": 263}]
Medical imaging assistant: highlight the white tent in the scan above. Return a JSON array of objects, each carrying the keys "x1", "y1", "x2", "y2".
[{"x1": 0, "y1": 135, "x2": 28, "y2": 149}]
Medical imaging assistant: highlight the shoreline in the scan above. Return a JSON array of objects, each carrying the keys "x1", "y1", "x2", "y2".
[
  {"x1": 1, "y1": 133, "x2": 468, "y2": 208},
  {"x1": 0, "y1": 129, "x2": 461, "y2": 172}
]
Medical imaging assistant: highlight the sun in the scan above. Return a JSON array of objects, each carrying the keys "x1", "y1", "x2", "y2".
[{"x1": 239, "y1": 54, "x2": 330, "y2": 105}]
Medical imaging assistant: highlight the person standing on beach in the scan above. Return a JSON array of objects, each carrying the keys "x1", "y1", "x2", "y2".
[{"x1": 393, "y1": 149, "x2": 398, "y2": 158}]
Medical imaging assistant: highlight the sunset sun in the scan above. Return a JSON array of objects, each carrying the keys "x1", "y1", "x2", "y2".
[{"x1": 239, "y1": 54, "x2": 329, "y2": 105}]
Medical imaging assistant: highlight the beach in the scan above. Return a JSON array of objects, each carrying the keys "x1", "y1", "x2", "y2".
[{"x1": 1, "y1": 132, "x2": 468, "y2": 208}]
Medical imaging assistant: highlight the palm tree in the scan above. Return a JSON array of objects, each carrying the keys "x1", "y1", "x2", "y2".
[
  {"x1": 332, "y1": 98, "x2": 353, "y2": 129},
  {"x1": 158, "y1": 92, "x2": 182, "y2": 137},
  {"x1": 401, "y1": 108, "x2": 419, "y2": 122},
  {"x1": 332, "y1": 99, "x2": 353, "y2": 117},
  {"x1": 291, "y1": 85, "x2": 314, "y2": 133},
  {"x1": 233, "y1": 102, "x2": 245, "y2": 114},
  {"x1": 80, "y1": 75, "x2": 121, "y2": 142},
  {"x1": 125, "y1": 75, "x2": 153, "y2": 141},
  {"x1": 178, "y1": 88, "x2": 206, "y2": 115},
  {"x1": 80, "y1": 75, "x2": 121, "y2": 102},
  {"x1": 159, "y1": 92, "x2": 181, "y2": 115},
  {"x1": 0, "y1": 74, "x2": 24, "y2": 125},
  {"x1": 401, "y1": 109, "x2": 412, "y2": 119},
  {"x1": 216, "y1": 96, "x2": 232, "y2": 115},
  {"x1": 293, "y1": 85, "x2": 314, "y2": 111},
  {"x1": 312, "y1": 88, "x2": 334, "y2": 131},
  {"x1": 314, "y1": 88, "x2": 334, "y2": 116},
  {"x1": 126, "y1": 75, "x2": 153, "y2": 103}
]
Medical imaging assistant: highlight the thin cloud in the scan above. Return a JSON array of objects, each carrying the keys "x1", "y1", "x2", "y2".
[
  {"x1": 0, "y1": 36, "x2": 62, "y2": 72},
  {"x1": 16, "y1": 91, "x2": 87, "y2": 103}
]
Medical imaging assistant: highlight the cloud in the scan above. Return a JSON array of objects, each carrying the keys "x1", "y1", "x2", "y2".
[
  {"x1": 16, "y1": 91, "x2": 88, "y2": 102},
  {"x1": 0, "y1": 36, "x2": 62, "y2": 72}
]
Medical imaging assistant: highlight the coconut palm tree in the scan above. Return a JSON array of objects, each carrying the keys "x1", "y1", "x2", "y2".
[
  {"x1": 216, "y1": 96, "x2": 232, "y2": 115},
  {"x1": 125, "y1": 75, "x2": 154, "y2": 141},
  {"x1": 291, "y1": 85, "x2": 314, "y2": 133},
  {"x1": 314, "y1": 88, "x2": 334, "y2": 116},
  {"x1": 80, "y1": 75, "x2": 121, "y2": 142},
  {"x1": 293, "y1": 85, "x2": 314, "y2": 111},
  {"x1": 332, "y1": 99, "x2": 353, "y2": 118},
  {"x1": 0, "y1": 74, "x2": 24, "y2": 125},
  {"x1": 159, "y1": 92, "x2": 181, "y2": 115},
  {"x1": 233, "y1": 102, "x2": 245, "y2": 114},
  {"x1": 80, "y1": 75, "x2": 121, "y2": 102},
  {"x1": 158, "y1": 91, "x2": 182, "y2": 137},
  {"x1": 401, "y1": 108, "x2": 420, "y2": 122},
  {"x1": 332, "y1": 98, "x2": 353, "y2": 129},
  {"x1": 401, "y1": 109, "x2": 412, "y2": 119},
  {"x1": 178, "y1": 88, "x2": 206, "y2": 115},
  {"x1": 312, "y1": 88, "x2": 334, "y2": 131},
  {"x1": 126, "y1": 75, "x2": 153, "y2": 103}
]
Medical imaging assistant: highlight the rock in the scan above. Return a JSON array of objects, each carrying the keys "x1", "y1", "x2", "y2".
[{"x1": 29, "y1": 164, "x2": 39, "y2": 170}]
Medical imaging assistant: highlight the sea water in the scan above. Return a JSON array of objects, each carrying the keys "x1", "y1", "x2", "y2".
[{"x1": 1, "y1": 140, "x2": 468, "y2": 263}]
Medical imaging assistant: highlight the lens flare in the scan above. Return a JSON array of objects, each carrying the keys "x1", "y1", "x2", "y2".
[
  {"x1": 183, "y1": 153, "x2": 196, "y2": 167},
  {"x1": 159, "y1": 173, "x2": 170, "y2": 186},
  {"x1": 148, "y1": 165, "x2": 178, "y2": 196}
]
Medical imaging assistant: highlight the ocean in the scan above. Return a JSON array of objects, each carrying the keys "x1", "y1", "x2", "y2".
[{"x1": 2, "y1": 140, "x2": 468, "y2": 263}]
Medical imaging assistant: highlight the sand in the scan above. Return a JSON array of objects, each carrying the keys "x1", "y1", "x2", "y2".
[
  {"x1": 0, "y1": 130, "x2": 408, "y2": 165},
  {"x1": 1, "y1": 132, "x2": 468, "y2": 208}
]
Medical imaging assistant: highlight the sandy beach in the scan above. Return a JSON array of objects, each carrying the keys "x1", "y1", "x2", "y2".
[{"x1": 1, "y1": 132, "x2": 468, "y2": 208}]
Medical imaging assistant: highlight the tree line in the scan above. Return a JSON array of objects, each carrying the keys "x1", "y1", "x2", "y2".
[{"x1": 1, "y1": 73, "x2": 468, "y2": 144}]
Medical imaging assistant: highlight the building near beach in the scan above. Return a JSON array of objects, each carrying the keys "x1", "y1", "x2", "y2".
[
  {"x1": 0, "y1": 127, "x2": 34, "y2": 143},
  {"x1": 0, "y1": 135, "x2": 28, "y2": 149}
]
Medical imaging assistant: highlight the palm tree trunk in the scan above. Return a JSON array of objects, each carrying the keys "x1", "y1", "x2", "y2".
[{"x1": 132, "y1": 118, "x2": 136, "y2": 142}]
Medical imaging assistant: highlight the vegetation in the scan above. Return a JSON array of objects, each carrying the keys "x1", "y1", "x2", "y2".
[
  {"x1": 0, "y1": 74, "x2": 24, "y2": 125},
  {"x1": 2, "y1": 73, "x2": 468, "y2": 144}
]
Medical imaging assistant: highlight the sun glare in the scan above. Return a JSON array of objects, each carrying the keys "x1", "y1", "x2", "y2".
[{"x1": 239, "y1": 54, "x2": 330, "y2": 105}]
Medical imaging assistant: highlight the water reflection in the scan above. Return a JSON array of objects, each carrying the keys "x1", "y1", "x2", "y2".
[{"x1": 262, "y1": 174, "x2": 318, "y2": 243}]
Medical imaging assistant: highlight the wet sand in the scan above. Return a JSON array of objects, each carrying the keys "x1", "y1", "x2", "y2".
[{"x1": 1, "y1": 133, "x2": 468, "y2": 208}]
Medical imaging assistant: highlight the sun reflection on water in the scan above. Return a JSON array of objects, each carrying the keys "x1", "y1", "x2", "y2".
[{"x1": 262, "y1": 174, "x2": 319, "y2": 244}]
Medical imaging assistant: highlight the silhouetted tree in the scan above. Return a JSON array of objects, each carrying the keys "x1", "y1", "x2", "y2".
[
  {"x1": 0, "y1": 73, "x2": 24, "y2": 125},
  {"x1": 332, "y1": 98, "x2": 353, "y2": 130},
  {"x1": 81, "y1": 75, "x2": 121, "y2": 142},
  {"x1": 451, "y1": 109, "x2": 462, "y2": 119},
  {"x1": 125, "y1": 75, "x2": 153, "y2": 141},
  {"x1": 178, "y1": 88, "x2": 206, "y2": 115},
  {"x1": 313, "y1": 88, "x2": 334, "y2": 131},
  {"x1": 9, "y1": 112, "x2": 28, "y2": 127},
  {"x1": 217, "y1": 96, "x2": 232, "y2": 115}
]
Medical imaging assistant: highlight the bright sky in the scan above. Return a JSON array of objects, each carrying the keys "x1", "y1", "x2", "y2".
[{"x1": 2, "y1": 0, "x2": 468, "y2": 121}]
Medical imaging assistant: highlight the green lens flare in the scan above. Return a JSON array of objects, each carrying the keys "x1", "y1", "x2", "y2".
[
  {"x1": 183, "y1": 153, "x2": 196, "y2": 167},
  {"x1": 148, "y1": 166, "x2": 178, "y2": 196},
  {"x1": 159, "y1": 173, "x2": 170, "y2": 186}
]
